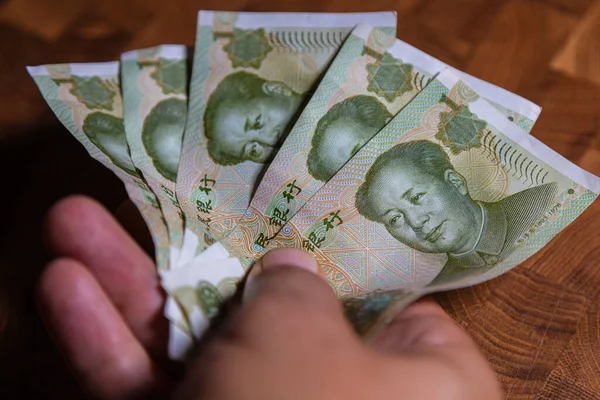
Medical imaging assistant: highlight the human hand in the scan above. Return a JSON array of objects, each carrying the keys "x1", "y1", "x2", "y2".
[
  {"x1": 39, "y1": 196, "x2": 501, "y2": 400},
  {"x1": 173, "y1": 249, "x2": 502, "y2": 400},
  {"x1": 39, "y1": 196, "x2": 172, "y2": 399}
]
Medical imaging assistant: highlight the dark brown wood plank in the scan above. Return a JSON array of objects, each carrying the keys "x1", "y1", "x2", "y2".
[
  {"x1": 551, "y1": 1, "x2": 600, "y2": 86},
  {"x1": 542, "y1": 0, "x2": 598, "y2": 15},
  {"x1": 460, "y1": 269, "x2": 588, "y2": 399},
  {"x1": 465, "y1": 0, "x2": 577, "y2": 93},
  {"x1": 0, "y1": 0, "x2": 88, "y2": 40},
  {"x1": 414, "y1": 0, "x2": 507, "y2": 43},
  {"x1": 537, "y1": 302, "x2": 600, "y2": 399},
  {"x1": 527, "y1": 70, "x2": 600, "y2": 161}
]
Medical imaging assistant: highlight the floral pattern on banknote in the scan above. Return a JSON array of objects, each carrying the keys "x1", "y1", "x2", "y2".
[
  {"x1": 171, "y1": 281, "x2": 230, "y2": 331},
  {"x1": 224, "y1": 28, "x2": 273, "y2": 69},
  {"x1": 366, "y1": 52, "x2": 414, "y2": 102},
  {"x1": 140, "y1": 58, "x2": 187, "y2": 95},
  {"x1": 436, "y1": 94, "x2": 488, "y2": 154},
  {"x1": 162, "y1": 256, "x2": 246, "y2": 339},
  {"x1": 53, "y1": 75, "x2": 116, "y2": 111}
]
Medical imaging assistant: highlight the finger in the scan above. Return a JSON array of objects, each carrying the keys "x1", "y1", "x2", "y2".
[
  {"x1": 233, "y1": 248, "x2": 357, "y2": 347},
  {"x1": 180, "y1": 249, "x2": 361, "y2": 399},
  {"x1": 243, "y1": 248, "x2": 340, "y2": 315},
  {"x1": 369, "y1": 298, "x2": 502, "y2": 399},
  {"x1": 370, "y1": 298, "x2": 472, "y2": 353},
  {"x1": 44, "y1": 195, "x2": 168, "y2": 357},
  {"x1": 37, "y1": 258, "x2": 171, "y2": 400},
  {"x1": 115, "y1": 199, "x2": 154, "y2": 256}
]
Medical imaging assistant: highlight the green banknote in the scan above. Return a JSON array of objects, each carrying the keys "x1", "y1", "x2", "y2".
[
  {"x1": 240, "y1": 24, "x2": 542, "y2": 253},
  {"x1": 268, "y1": 68, "x2": 599, "y2": 307},
  {"x1": 176, "y1": 11, "x2": 398, "y2": 251},
  {"x1": 163, "y1": 242, "x2": 234, "y2": 359},
  {"x1": 28, "y1": 62, "x2": 171, "y2": 271},
  {"x1": 121, "y1": 45, "x2": 214, "y2": 269},
  {"x1": 121, "y1": 46, "x2": 224, "y2": 358},
  {"x1": 30, "y1": 15, "x2": 591, "y2": 361},
  {"x1": 162, "y1": 250, "x2": 244, "y2": 340}
]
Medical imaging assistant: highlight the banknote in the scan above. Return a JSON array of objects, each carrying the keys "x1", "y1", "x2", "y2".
[
  {"x1": 162, "y1": 241, "x2": 235, "y2": 357},
  {"x1": 266, "y1": 68, "x2": 599, "y2": 300},
  {"x1": 28, "y1": 63, "x2": 171, "y2": 271},
  {"x1": 240, "y1": 24, "x2": 543, "y2": 254},
  {"x1": 121, "y1": 45, "x2": 214, "y2": 269},
  {"x1": 162, "y1": 253, "x2": 245, "y2": 339},
  {"x1": 121, "y1": 46, "x2": 224, "y2": 352},
  {"x1": 168, "y1": 318, "x2": 194, "y2": 361},
  {"x1": 176, "y1": 11, "x2": 398, "y2": 251}
]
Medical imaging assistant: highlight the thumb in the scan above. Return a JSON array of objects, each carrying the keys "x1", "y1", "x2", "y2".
[
  {"x1": 231, "y1": 248, "x2": 356, "y2": 348},
  {"x1": 243, "y1": 247, "x2": 337, "y2": 310},
  {"x1": 371, "y1": 298, "x2": 476, "y2": 353},
  {"x1": 370, "y1": 299, "x2": 503, "y2": 400},
  {"x1": 174, "y1": 249, "x2": 369, "y2": 399}
]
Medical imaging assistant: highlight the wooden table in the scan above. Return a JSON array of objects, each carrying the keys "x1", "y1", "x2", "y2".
[{"x1": 1, "y1": 0, "x2": 599, "y2": 398}]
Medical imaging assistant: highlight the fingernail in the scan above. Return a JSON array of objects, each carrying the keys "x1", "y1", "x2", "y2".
[
  {"x1": 243, "y1": 249, "x2": 319, "y2": 304},
  {"x1": 243, "y1": 258, "x2": 262, "y2": 304},
  {"x1": 246, "y1": 258, "x2": 263, "y2": 284},
  {"x1": 261, "y1": 248, "x2": 319, "y2": 274}
]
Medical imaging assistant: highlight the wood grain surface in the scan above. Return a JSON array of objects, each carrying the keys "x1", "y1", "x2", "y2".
[{"x1": 0, "y1": 0, "x2": 599, "y2": 398}]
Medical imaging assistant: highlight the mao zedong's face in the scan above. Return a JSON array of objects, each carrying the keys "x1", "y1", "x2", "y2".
[
  {"x1": 210, "y1": 93, "x2": 298, "y2": 163},
  {"x1": 83, "y1": 112, "x2": 138, "y2": 176},
  {"x1": 99, "y1": 134, "x2": 129, "y2": 164},
  {"x1": 317, "y1": 118, "x2": 380, "y2": 179},
  {"x1": 367, "y1": 161, "x2": 481, "y2": 254},
  {"x1": 94, "y1": 130, "x2": 137, "y2": 175},
  {"x1": 149, "y1": 121, "x2": 183, "y2": 179}
]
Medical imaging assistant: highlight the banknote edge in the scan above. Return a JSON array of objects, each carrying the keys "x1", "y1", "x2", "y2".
[
  {"x1": 352, "y1": 24, "x2": 541, "y2": 121},
  {"x1": 437, "y1": 68, "x2": 600, "y2": 193},
  {"x1": 27, "y1": 62, "x2": 119, "y2": 77},
  {"x1": 121, "y1": 45, "x2": 188, "y2": 61},
  {"x1": 197, "y1": 10, "x2": 397, "y2": 28}
]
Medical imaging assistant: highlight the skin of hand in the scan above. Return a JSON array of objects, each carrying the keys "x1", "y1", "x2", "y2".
[{"x1": 38, "y1": 196, "x2": 502, "y2": 400}]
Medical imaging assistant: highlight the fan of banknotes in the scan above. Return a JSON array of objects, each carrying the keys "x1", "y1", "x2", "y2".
[{"x1": 28, "y1": 10, "x2": 600, "y2": 360}]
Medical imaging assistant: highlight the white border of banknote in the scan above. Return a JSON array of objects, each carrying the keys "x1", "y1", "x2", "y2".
[{"x1": 198, "y1": 11, "x2": 399, "y2": 27}]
